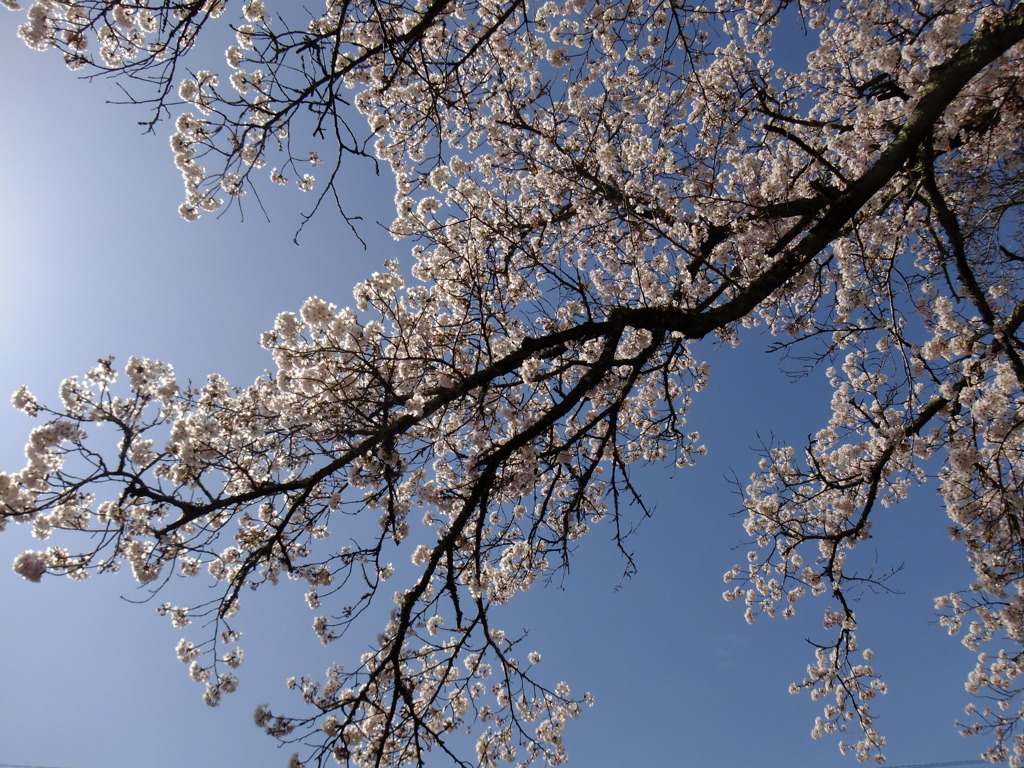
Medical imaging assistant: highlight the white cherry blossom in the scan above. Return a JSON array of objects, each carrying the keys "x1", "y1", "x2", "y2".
[{"x1": 5, "y1": 1, "x2": 1024, "y2": 766}]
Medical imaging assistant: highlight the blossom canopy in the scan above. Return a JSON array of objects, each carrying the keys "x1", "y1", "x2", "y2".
[{"x1": 4, "y1": 0, "x2": 1024, "y2": 766}]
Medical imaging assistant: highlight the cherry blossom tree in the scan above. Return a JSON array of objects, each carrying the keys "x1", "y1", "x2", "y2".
[{"x1": 4, "y1": 0, "x2": 1024, "y2": 765}]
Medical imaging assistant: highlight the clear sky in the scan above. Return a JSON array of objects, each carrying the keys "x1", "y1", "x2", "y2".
[{"x1": 0, "y1": 17, "x2": 993, "y2": 768}]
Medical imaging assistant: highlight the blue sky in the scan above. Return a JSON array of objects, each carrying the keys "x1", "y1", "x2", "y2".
[{"x1": 0, "y1": 19, "x2": 992, "y2": 768}]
